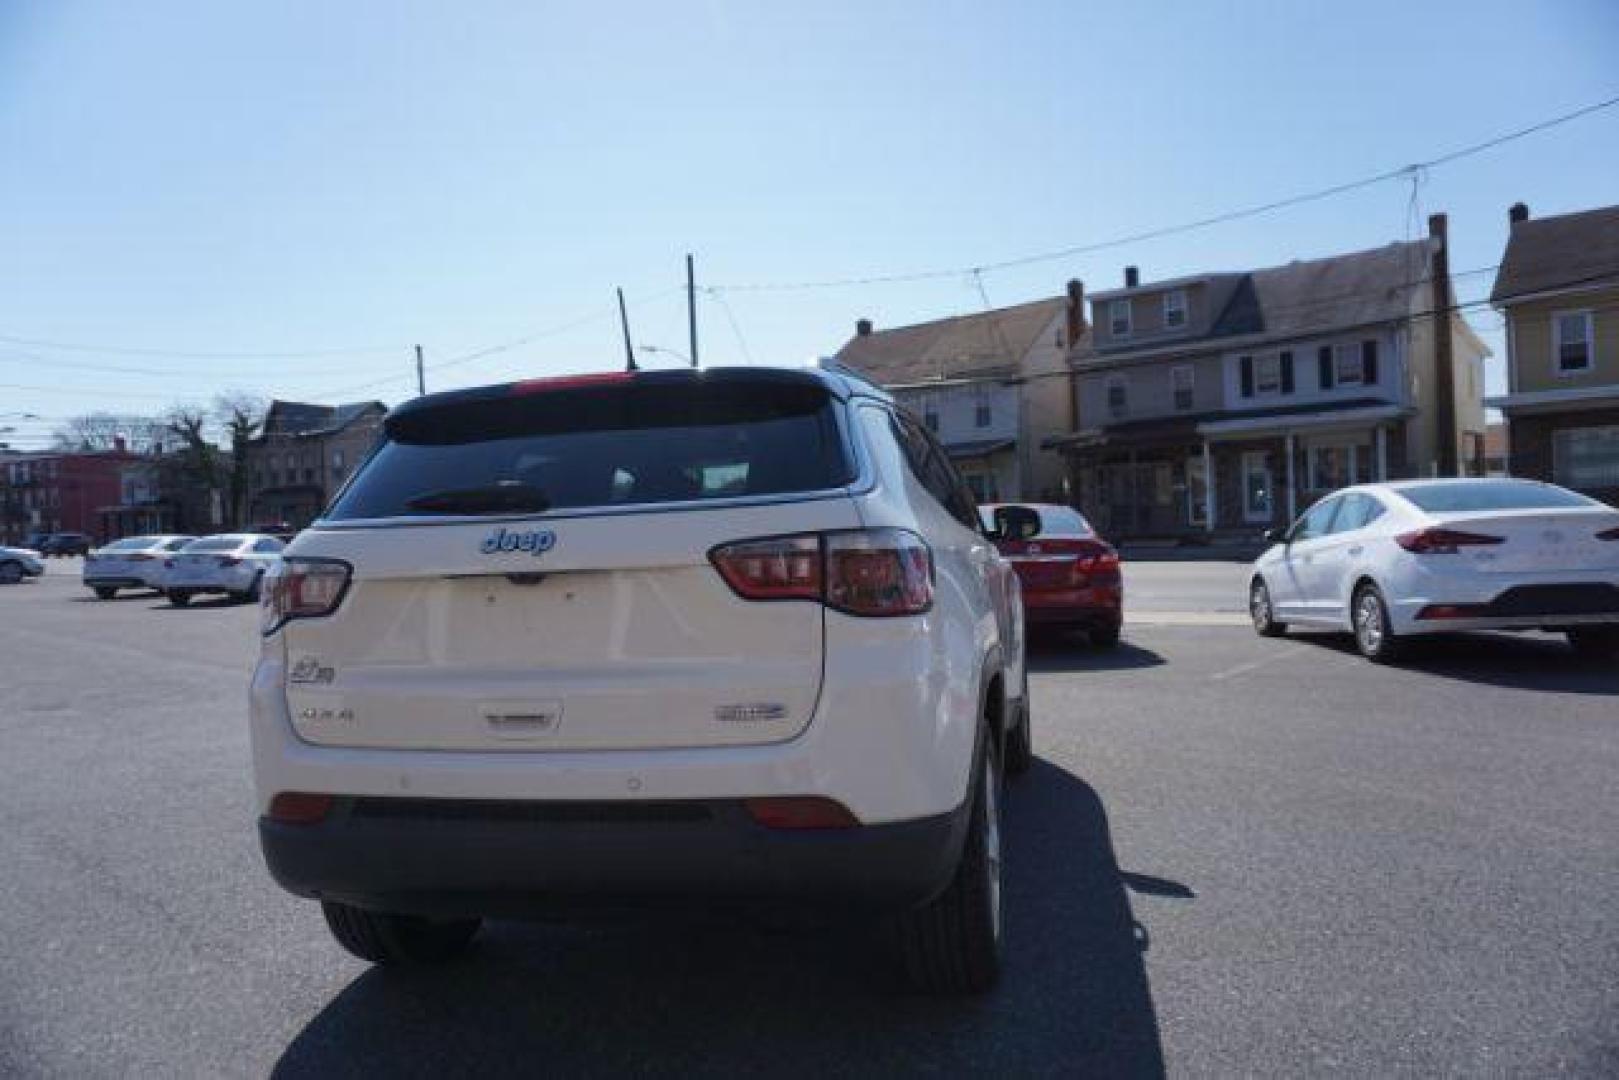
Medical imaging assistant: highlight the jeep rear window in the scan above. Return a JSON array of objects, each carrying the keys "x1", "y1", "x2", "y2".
[{"x1": 327, "y1": 378, "x2": 853, "y2": 520}]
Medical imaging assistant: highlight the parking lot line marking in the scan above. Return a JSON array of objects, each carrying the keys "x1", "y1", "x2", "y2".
[{"x1": 1209, "y1": 644, "x2": 1307, "y2": 681}]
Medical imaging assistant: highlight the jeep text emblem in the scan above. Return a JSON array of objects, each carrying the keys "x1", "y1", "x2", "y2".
[{"x1": 481, "y1": 526, "x2": 557, "y2": 556}]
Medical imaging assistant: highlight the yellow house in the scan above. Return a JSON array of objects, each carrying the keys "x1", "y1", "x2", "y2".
[{"x1": 1488, "y1": 202, "x2": 1619, "y2": 505}]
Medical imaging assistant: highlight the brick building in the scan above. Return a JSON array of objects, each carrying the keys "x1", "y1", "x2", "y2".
[{"x1": 1, "y1": 449, "x2": 135, "y2": 545}]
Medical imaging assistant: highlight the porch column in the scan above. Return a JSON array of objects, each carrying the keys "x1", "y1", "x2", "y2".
[
  {"x1": 1202, "y1": 441, "x2": 1215, "y2": 533},
  {"x1": 1375, "y1": 426, "x2": 1388, "y2": 481},
  {"x1": 1284, "y1": 433, "x2": 1296, "y2": 522}
]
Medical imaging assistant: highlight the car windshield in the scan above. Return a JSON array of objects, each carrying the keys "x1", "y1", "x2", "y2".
[
  {"x1": 980, "y1": 504, "x2": 1093, "y2": 539},
  {"x1": 1395, "y1": 481, "x2": 1595, "y2": 512},
  {"x1": 328, "y1": 377, "x2": 852, "y2": 520},
  {"x1": 184, "y1": 537, "x2": 244, "y2": 553}
]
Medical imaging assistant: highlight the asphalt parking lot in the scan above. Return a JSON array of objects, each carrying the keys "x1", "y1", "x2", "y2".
[{"x1": 2, "y1": 558, "x2": 1617, "y2": 1077}]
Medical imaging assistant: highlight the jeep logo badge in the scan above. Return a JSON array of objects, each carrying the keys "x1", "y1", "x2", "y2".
[{"x1": 480, "y1": 527, "x2": 557, "y2": 556}]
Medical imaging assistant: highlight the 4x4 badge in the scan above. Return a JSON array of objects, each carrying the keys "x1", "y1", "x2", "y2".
[{"x1": 481, "y1": 527, "x2": 557, "y2": 556}]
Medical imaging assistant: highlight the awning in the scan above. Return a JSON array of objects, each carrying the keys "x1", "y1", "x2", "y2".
[
  {"x1": 942, "y1": 438, "x2": 1015, "y2": 460},
  {"x1": 1197, "y1": 404, "x2": 1410, "y2": 439},
  {"x1": 1486, "y1": 386, "x2": 1619, "y2": 415}
]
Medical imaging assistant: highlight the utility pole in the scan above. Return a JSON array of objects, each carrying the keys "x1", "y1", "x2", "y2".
[
  {"x1": 686, "y1": 253, "x2": 699, "y2": 368},
  {"x1": 414, "y1": 345, "x2": 426, "y2": 396},
  {"x1": 617, "y1": 288, "x2": 638, "y2": 372}
]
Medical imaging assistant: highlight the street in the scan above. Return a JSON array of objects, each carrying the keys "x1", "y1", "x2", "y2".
[{"x1": 2, "y1": 559, "x2": 1617, "y2": 1077}]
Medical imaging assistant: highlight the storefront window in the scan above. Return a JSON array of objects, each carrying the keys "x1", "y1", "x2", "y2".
[
  {"x1": 1187, "y1": 455, "x2": 1208, "y2": 526},
  {"x1": 1553, "y1": 426, "x2": 1619, "y2": 489},
  {"x1": 1243, "y1": 451, "x2": 1272, "y2": 521}
]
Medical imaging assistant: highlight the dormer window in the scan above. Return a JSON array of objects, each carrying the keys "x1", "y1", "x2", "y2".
[
  {"x1": 1163, "y1": 290, "x2": 1187, "y2": 329},
  {"x1": 1109, "y1": 299, "x2": 1132, "y2": 337}
]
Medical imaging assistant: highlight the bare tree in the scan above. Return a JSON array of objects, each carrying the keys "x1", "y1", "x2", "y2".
[
  {"x1": 51, "y1": 412, "x2": 168, "y2": 454},
  {"x1": 214, "y1": 392, "x2": 267, "y2": 529}
]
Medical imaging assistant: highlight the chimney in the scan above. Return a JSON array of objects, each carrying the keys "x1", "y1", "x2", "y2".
[
  {"x1": 1064, "y1": 279, "x2": 1085, "y2": 345},
  {"x1": 856, "y1": 318, "x2": 873, "y2": 337},
  {"x1": 1124, "y1": 266, "x2": 1139, "y2": 289},
  {"x1": 113, "y1": 436, "x2": 127, "y2": 454},
  {"x1": 1428, "y1": 212, "x2": 1458, "y2": 476},
  {"x1": 1509, "y1": 202, "x2": 1529, "y2": 225}
]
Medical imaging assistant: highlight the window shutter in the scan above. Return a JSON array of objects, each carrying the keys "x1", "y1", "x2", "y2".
[
  {"x1": 1240, "y1": 356, "x2": 1254, "y2": 397},
  {"x1": 1362, "y1": 340, "x2": 1378, "y2": 384},
  {"x1": 1280, "y1": 351, "x2": 1295, "y2": 394},
  {"x1": 1318, "y1": 346, "x2": 1334, "y2": 389}
]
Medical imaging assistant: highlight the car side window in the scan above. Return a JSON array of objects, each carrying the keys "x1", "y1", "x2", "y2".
[
  {"x1": 1359, "y1": 494, "x2": 1386, "y2": 528},
  {"x1": 891, "y1": 411, "x2": 979, "y2": 530},
  {"x1": 253, "y1": 538, "x2": 283, "y2": 554},
  {"x1": 1290, "y1": 498, "x2": 1340, "y2": 542},
  {"x1": 1330, "y1": 494, "x2": 1371, "y2": 533}
]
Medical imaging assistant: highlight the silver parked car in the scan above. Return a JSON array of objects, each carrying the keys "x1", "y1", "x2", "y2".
[
  {"x1": 83, "y1": 535, "x2": 196, "y2": 599},
  {"x1": 0, "y1": 544, "x2": 46, "y2": 584},
  {"x1": 164, "y1": 534, "x2": 285, "y2": 606}
]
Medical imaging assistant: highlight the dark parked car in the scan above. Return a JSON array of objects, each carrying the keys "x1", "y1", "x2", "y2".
[{"x1": 39, "y1": 532, "x2": 93, "y2": 557}]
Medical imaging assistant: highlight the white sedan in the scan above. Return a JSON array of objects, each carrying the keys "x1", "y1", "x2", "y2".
[
  {"x1": 1248, "y1": 478, "x2": 1619, "y2": 662},
  {"x1": 82, "y1": 534, "x2": 196, "y2": 598},
  {"x1": 163, "y1": 534, "x2": 285, "y2": 606},
  {"x1": 0, "y1": 544, "x2": 45, "y2": 584}
]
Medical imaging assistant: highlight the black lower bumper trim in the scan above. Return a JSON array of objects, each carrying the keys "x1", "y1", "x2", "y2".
[{"x1": 260, "y1": 796, "x2": 970, "y2": 919}]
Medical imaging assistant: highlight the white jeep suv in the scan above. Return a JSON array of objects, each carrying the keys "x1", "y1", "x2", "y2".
[{"x1": 251, "y1": 366, "x2": 1029, "y2": 993}]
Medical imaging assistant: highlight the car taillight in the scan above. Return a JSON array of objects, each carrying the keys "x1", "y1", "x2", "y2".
[
  {"x1": 1395, "y1": 528, "x2": 1504, "y2": 554},
  {"x1": 267, "y1": 792, "x2": 334, "y2": 824},
  {"x1": 710, "y1": 528, "x2": 933, "y2": 617},
  {"x1": 743, "y1": 796, "x2": 859, "y2": 830},
  {"x1": 262, "y1": 558, "x2": 352, "y2": 635},
  {"x1": 1597, "y1": 526, "x2": 1619, "y2": 542}
]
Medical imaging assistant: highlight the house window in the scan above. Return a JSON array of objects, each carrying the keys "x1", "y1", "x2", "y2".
[
  {"x1": 1334, "y1": 344, "x2": 1365, "y2": 386},
  {"x1": 1171, "y1": 365, "x2": 1194, "y2": 411},
  {"x1": 974, "y1": 403, "x2": 992, "y2": 428},
  {"x1": 1553, "y1": 425, "x2": 1619, "y2": 489},
  {"x1": 332, "y1": 449, "x2": 345, "y2": 470},
  {"x1": 1554, "y1": 311, "x2": 1594, "y2": 373},
  {"x1": 1106, "y1": 375, "x2": 1128, "y2": 419},
  {"x1": 924, "y1": 409, "x2": 939, "y2": 433},
  {"x1": 1109, "y1": 299, "x2": 1132, "y2": 337},
  {"x1": 1255, "y1": 355, "x2": 1281, "y2": 394},
  {"x1": 1163, "y1": 290, "x2": 1187, "y2": 329}
]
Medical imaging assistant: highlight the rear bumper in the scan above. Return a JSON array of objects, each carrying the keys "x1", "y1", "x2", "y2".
[
  {"x1": 1389, "y1": 578, "x2": 1619, "y2": 635},
  {"x1": 1021, "y1": 586, "x2": 1122, "y2": 628},
  {"x1": 83, "y1": 575, "x2": 151, "y2": 589},
  {"x1": 259, "y1": 795, "x2": 968, "y2": 918}
]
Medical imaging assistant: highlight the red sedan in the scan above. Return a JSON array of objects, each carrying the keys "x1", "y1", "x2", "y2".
[{"x1": 981, "y1": 502, "x2": 1123, "y2": 648}]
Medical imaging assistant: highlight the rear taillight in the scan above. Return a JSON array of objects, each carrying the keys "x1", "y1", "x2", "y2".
[
  {"x1": 710, "y1": 528, "x2": 933, "y2": 617},
  {"x1": 1395, "y1": 528, "x2": 1505, "y2": 554},
  {"x1": 262, "y1": 558, "x2": 352, "y2": 635},
  {"x1": 510, "y1": 371, "x2": 634, "y2": 396},
  {"x1": 1598, "y1": 526, "x2": 1619, "y2": 542}
]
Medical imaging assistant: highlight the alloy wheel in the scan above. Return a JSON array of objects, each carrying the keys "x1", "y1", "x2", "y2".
[
  {"x1": 1356, "y1": 592, "x2": 1384, "y2": 654},
  {"x1": 983, "y1": 748, "x2": 1003, "y2": 943}
]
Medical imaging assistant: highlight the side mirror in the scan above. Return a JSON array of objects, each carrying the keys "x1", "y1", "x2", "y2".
[{"x1": 1263, "y1": 527, "x2": 1288, "y2": 545}]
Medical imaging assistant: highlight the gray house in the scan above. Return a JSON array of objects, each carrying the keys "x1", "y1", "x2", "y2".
[
  {"x1": 1055, "y1": 215, "x2": 1489, "y2": 540},
  {"x1": 833, "y1": 286, "x2": 1086, "y2": 502},
  {"x1": 245, "y1": 400, "x2": 386, "y2": 528}
]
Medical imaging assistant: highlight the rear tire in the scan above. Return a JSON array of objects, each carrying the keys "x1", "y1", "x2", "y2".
[
  {"x1": 1567, "y1": 628, "x2": 1619, "y2": 660},
  {"x1": 321, "y1": 901, "x2": 481, "y2": 966},
  {"x1": 1352, "y1": 584, "x2": 1402, "y2": 663},
  {"x1": 1250, "y1": 578, "x2": 1286, "y2": 637},
  {"x1": 167, "y1": 590, "x2": 191, "y2": 607},
  {"x1": 1089, "y1": 622, "x2": 1121, "y2": 649},
  {"x1": 895, "y1": 734, "x2": 1003, "y2": 995},
  {"x1": 1005, "y1": 671, "x2": 1033, "y2": 778},
  {"x1": 94, "y1": 586, "x2": 117, "y2": 600}
]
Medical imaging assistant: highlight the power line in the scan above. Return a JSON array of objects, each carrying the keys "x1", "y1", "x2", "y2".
[
  {"x1": 0, "y1": 332, "x2": 401, "y2": 360},
  {"x1": 704, "y1": 288, "x2": 756, "y2": 366},
  {"x1": 712, "y1": 91, "x2": 1619, "y2": 292}
]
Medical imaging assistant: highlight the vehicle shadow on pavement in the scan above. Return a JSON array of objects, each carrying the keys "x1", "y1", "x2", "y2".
[
  {"x1": 1026, "y1": 637, "x2": 1167, "y2": 674},
  {"x1": 69, "y1": 593, "x2": 161, "y2": 603},
  {"x1": 1300, "y1": 631, "x2": 1619, "y2": 695},
  {"x1": 273, "y1": 762, "x2": 1166, "y2": 1078}
]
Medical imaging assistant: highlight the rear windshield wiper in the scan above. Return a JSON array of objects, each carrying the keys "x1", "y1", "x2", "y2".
[{"x1": 404, "y1": 483, "x2": 552, "y2": 515}]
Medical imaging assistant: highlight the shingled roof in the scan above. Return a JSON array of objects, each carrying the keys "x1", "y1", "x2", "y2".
[
  {"x1": 835, "y1": 297, "x2": 1067, "y2": 386},
  {"x1": 1490, "y1": 203, "x2": 1619, "y2": 303},
  {"x1": 260, "y1": 399, "x2": 386, "y2": 439}
]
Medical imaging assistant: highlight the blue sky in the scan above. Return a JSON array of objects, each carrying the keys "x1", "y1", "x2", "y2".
[{"x1": 2, "y1": 0, "x2": 1617, "y2": 447}]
